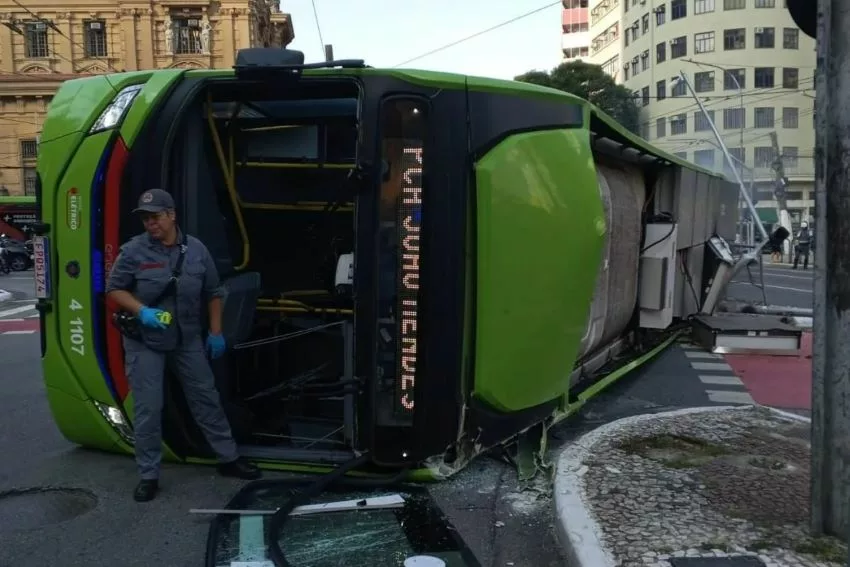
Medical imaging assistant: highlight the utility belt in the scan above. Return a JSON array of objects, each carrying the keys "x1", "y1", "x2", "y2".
[{"x1": 111, "y1": 235, "x2": 186, "y2": 344}]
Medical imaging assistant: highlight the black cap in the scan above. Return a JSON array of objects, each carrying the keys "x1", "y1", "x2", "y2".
[{"x1": 132, "y1": 189, "x2": 175, "y2": 214}]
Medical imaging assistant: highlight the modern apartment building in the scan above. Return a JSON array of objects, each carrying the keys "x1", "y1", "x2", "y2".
[
  {"x1": 588, "y1": 0, "x2": 816, "y2": 227},
  {"x1": 0, "y1": 0, "x2": 293, "y2": 196},
  {"x1": 563, "y1": 0, "x2": 591, "y2": 61}
]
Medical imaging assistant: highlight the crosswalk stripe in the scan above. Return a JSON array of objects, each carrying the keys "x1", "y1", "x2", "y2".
[
  {"x1": 706, "y1": 390, "x2": 755, "y2": 404},
  {"x1": 1, "y1": 330, "x2": 36, "y2": 335},
  {"x1": 0, "y1": 304, "x2": 35, "y2": 319},
  {"x1": 698, "y1": 374, "x2": 744, "y2": 386},
  {"x1": 690, "y1": 361, "x2": 733, "y2": 372},
  {"x1": 684, "y1": 350, "x2": 724, "y2": 360}
]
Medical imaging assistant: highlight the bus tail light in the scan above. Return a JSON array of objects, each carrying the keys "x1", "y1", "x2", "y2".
[{"x1": 93, "y1": 400, "x2": 134, "y2": 445}]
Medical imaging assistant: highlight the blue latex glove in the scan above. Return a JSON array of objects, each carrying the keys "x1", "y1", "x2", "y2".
[
  {"x1": 138, "y1": 307, "x2": 168, "y2": 329},
  {"x1": 206, "y1": 333, "x2": 226, "y2": 359}
]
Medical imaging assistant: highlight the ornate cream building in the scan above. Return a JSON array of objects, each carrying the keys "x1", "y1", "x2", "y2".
[{"x1": 0, "y1": 0, "x2": 294, "y2": 196}]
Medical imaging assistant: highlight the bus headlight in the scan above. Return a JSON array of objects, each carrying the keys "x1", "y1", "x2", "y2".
[
  {"x1": 93, "y1": 400, "x2": 135, "y2": 445},
  {"x1": 89, "y1": 84, "x2": 143, "y2": 134}
]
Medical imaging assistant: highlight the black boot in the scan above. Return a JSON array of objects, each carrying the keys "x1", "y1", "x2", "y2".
[
  {"x1": 217, "y1": 457, "x2": 262, "y2": 480},
  {"x1": 133, "y1": 479, "x2": 159, "y2": 502}
]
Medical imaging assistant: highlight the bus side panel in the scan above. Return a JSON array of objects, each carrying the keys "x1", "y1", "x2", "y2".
[{"x1": 473, "y1": 129, "x2": 604, "y2": 413}]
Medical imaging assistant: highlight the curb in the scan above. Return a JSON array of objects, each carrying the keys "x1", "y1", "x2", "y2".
[
  {"x1": 552, "y1": 405, "x2": 811, "y2": 567},
  {"x1": 0, "y1": 289, "x2": 11, "y2": 304}
]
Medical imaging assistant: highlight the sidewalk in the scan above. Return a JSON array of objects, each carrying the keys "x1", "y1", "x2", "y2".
[{"x1": 554, "y1": 405, "x2": 846, "y2": 567}]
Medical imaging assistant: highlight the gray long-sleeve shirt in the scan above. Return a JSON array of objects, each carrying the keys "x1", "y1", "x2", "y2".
[{"x1": 106, "y1": 229, "x2": 225, "y2": 351}]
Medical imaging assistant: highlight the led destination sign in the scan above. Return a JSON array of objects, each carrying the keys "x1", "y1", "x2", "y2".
[{"x1": 396, "y1": 145, "x2": 422, "y2": 415}]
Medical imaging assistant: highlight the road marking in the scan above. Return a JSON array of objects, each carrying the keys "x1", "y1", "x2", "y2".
[
  {"x1": 0, "y1": 304, "x2": 36, "y2": 318},
  {"x1": 699, "y1": 374, "x2": 744, "y2": 386},
  {"x1": 1, "y1": 330, "x2": 36, "y2": 335},
  {"x1": 728, "y1": 281, "x2": 811, "y2": 293},
  {"x1": 706, "y1": 390, "x2": 755, "y2": 404},
  {"x1": 684, "y1": 350, "x2": 724, "y2": 360},
  {"x1": 759, "y1": 271, "x2": 813, "y2": 281},
  {"x1": 690, "y1": 361, "x2": 734, "y2": 372}
]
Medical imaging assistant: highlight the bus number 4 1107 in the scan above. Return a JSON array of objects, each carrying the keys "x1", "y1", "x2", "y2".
[{"x1": 69, "y1": 298, "x2": 86, "y2": 356}]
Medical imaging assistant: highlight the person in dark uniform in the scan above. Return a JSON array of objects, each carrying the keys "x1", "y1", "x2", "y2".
[
  {"x1": 793, "y1": 221, "x2": 812, "y2": 270},
  {"x1": 106, "y1": 189, "x2": 261, "y2": 502}
]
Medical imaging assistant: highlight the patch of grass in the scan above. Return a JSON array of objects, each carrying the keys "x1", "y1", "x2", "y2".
[
  {"x1": 699, "y1": 538, "x2": 732, "y2": 552},
  {"x1": 794, "y1": 536, "x2": 847, "y2": 563},
  {"x1": 748, "y1": 456, "x2": 787, "y2": 470},
  {"x1": 749, "y1": 538, "x2": 779, "y2": 551}
]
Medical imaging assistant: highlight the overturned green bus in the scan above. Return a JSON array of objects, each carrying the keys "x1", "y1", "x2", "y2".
[{"x1": 34, "y1": 49, "x2": 738, "y2": 479}]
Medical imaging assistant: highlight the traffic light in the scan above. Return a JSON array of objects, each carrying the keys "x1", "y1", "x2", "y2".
[{"x1": 786, "y1": 0, "x2": 816, "y2": 39}]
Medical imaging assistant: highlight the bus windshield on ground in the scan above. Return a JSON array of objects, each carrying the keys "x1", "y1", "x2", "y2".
[{"x1": 34, "y1": 48, "x2": 738, "y2": 479}]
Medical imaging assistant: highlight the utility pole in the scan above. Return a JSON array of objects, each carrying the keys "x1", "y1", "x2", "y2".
[
  {"x1": 810, "y1": 0, "x2": 850, "y2": 544},
  {"x1": 324, "y1": 44, "x2": 334, "y2": 62},
  {"x1": 769, "y1": 131, "x2": 793, "y2": 261}
]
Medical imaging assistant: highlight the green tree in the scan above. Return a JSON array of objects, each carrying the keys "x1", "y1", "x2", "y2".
[{"x1": 515, "y1": 61, "x2": 641, "y2": 135}]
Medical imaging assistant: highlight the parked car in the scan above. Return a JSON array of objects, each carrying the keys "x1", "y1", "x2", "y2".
[{"x1": 0, "y1": 234, "x2": 32, "y2": 271}]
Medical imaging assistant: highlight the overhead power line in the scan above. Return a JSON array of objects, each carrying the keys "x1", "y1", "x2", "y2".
[{"x1": 393, "y1": 1, "x2": 561, "y2": 67}]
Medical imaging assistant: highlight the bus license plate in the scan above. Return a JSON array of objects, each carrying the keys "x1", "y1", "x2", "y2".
[{"x1": 33, "y1": 235, "x2": 51, "y2": 299}]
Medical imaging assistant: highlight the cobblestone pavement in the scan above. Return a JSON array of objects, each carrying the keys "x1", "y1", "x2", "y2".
[{"x1": 555, "y1": 406, "x2": 847, "y2": 567}]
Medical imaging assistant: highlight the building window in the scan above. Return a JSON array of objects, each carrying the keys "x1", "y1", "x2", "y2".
[
  {"x1": 591, "y1": 22, "x2": 620, "y2": 54},
  {"x1": 172, "y1": 16, "x2": 203, "y2": 55},
  {"x1": 754, "y1": 146, "x2": 775, "y2": 167},
  {"x1": 83, "y1": 19, "x2": 108, "y2": 57},
  {"x1": 694, "y1": 110, "x2": 716, "y2": 131},
  {"x1": 655, "y1": 5, "x2": 666, "y2": 25},
  {"x1": 671, "y1": 36, "x2": 687, "y2": 58},
  {"x1": 755, "y1": 0, "x2": 775, "y2": 6},
  {"x1": 783, "y1": 146, "x2": 799, "y2": 169},
  {"x1": 631, "y1": 56, "x2": 640, "y2": 76},
  {"x1": 640, "y1": 122, "x2": 650, "y2": 139},
  {"x1": 783, "y1": 67, "x2": 799, "y2": 88},
  {"x1": 657, "y1": 117, "x2": 667, "y2": 138},
  {"x1": 641, "y1": 50, "x2": 650, "y2": 71},
  {"x1": 657, "y1": 80, "x2": 667, "y2": 100},
  {"x1": 694, "y1": 31, "x2": 715, "y2": 53},
  {"x1": 782, "y1": 107, "x2": 799, "y2": 128},
  {"x1": 754, "y1": 67, "x2": 775, "y2": 87},
  {"x1": 673, "y1": 151, "x2": 688, "y2": 160},
  {"x1": 671, "y1": 0, "x2": 687, "y2": 19},
  {"x1": 724, "y1": 68, "x2": 746, "y2": 89},
  {"x1": 754, "y1": 107, "x2": 775, "y2": 128},
  {"x1": 642, "y1": 14, "x2": 650, "y2": 34},
  {"x1": 754, "y1": 27, "x2": 775, "y2": 48},
  {"x1": 24, "y1": 21, "x2": 50, "y2": 58},
  {"x1": 695, "y1": 0, "x2": 716, "y2": 14},
  {"x1": 23, "y1": 168, "x2": 37, "y2": 196},
  {"x1": 591, "y1": 0, "x2": 618, "y2": 25},
  {"x1": 695, "y1": 71, "x2": 715, "y2": 92},
  {"x1": 724, "y1": 0, "x2": 746, "y2": 8},
  {"x1": 601, "y1": 55, "x2": 619, "y2": 78},
  {"x1": 783, "y1": 28, "x2": 799, "y2": 49},
  {"x1": 724, "y1": 28, "x2": 746, "y2": 50},
  {"x1": 723, "y1": 107, "x2": 746, "y2": 129},
  {"x1": 672, "y1": 80, "x2": 687, "y2": 97},
  {"x1": 656, "y1": 42, "x2": 666, "y2": 63},
  {"x1": 694, "y1": 149, "x2": 715, "y2": 169},
  {"x1": 671, "y1": 114, "x2": 687, "y2": 135},
  {"x1": 642, "y1": 86, "x2": 650, "y2": 106},
  {"x1": 624, "y1": 62, "x2": 630, "y2": 80},
  {"x1": 20, "y1": 139, "x2": 38, "y2": 160}
]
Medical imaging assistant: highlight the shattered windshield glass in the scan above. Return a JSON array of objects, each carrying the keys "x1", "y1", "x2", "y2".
[{"x1": 207, "y1": 483, "x2": 479, "y2": 567}]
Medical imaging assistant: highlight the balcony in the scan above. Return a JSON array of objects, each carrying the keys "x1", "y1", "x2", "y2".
[
  {"x1": 563, "y1": 7, "x2": 588, "y2": 29},
  {"x1": 562, "y1": 31, "x2": 590, "y2": 51}
]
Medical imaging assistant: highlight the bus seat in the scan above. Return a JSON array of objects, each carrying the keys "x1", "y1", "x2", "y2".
[{"x1": 221, "y1": 271, "x2": 262, "y2": 346}]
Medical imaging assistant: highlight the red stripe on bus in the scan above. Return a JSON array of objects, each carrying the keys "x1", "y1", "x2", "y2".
[{"x1": 104, "y1": 137, "x2": 130, "y2": 401}]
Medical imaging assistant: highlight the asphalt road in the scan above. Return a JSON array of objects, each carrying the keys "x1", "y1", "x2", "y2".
[
  {"x1": 0, "y1": 272, "x2": 807, "y2": 567},
  {"x1": 725, "y1": 261, "x2": 813, "y2": 309}
]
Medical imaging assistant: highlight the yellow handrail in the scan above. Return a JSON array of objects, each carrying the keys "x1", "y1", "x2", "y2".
[{"x1": 205, "y1": 91, "x2": 250, "y2": 270}]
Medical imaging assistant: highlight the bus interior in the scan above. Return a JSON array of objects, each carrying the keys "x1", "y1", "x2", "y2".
[{"x1": 164, "y1": 76, "x2": 369, "y2": 462}]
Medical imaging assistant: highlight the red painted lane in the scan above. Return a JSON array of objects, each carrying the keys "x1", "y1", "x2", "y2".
[
  {"x1": 724, "y1": 332, "x2": 812, "y2": 410},
  {"x1": 0, "y1": 318, "x2": 40, "y2": 333}
]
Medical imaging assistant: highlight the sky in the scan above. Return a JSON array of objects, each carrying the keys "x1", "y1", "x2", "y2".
[{"x1": 280, "y1": 0, "x2": 565, "y2": 80}]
